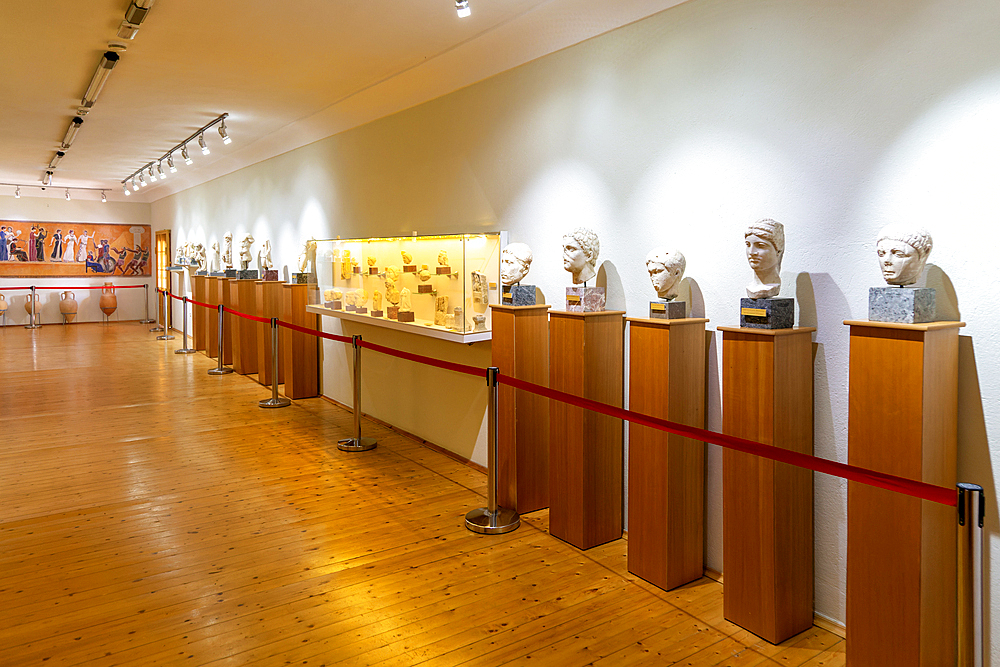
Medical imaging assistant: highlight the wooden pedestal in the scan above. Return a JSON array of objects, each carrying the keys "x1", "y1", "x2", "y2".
[
  {"x1": 256, "y1": 281, "x2": 285, "y2": 387},
  {"x1": 208, "y1": 277, "x2": 230, "y2": 364},
  {"x1": 719, "y1": 326, "x2": 814, "y2": 644},
  {"x1": 845, "y1": 320, "x2": 962, "y2": 666},
  {"x1": 282, "y1": 283, "x2": 318, "y2": 399},
  {"x1": 548, "y1": 310, "x2": 625, "y2": 550},
  {"x1": 230, "y1": 279, "x2": 258, "y2": 375},
  {"x1": 491, "y1": 304, "x2": 550, "y2": 514},
  {"x1": 627, "y1": 317, "x2": 708, "y2": 591},
  {"x1": 191, "y1": 276, "x2": 207, "y2": 351}
]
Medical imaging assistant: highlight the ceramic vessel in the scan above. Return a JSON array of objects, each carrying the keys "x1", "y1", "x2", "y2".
[
  {"x1": 24, "y1": 293, "x2": 38, "y2": 314},
  {"x1": 0, "y1": 294, "x2": 8, "y2": 314},
  {"x1": 59, "y1": 291, "x2": 78, "y2": 322},
  {"x1": 99, "y1": 283, "x2": 118, "y2": 316}
]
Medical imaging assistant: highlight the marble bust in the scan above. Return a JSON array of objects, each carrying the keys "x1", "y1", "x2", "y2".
[
  {"x1": 876, "y1": 224, "x2": 933, "y2": 286},
  {"x1": 645, "y1": 248, "x2": 685, "y2": 300},
  {"x1": 562, "y1": 227, "x2": 599, "y2": 284},
  {"x1": 500, "y1": 243, "x2": 533, "y2": 286},
  {"x1": 745, "y1": 219, "x2": 784, "y2": 299}
]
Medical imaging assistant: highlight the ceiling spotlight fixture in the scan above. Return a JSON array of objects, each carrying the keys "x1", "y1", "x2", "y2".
[
  {"x1": 48, "y1": 151, "x2": 66, "y2": 170},
  {"x1": 456, "y1": 0, "x2": 471, "y2": 18},
  {"x1": 62, "y1": 117, "x2": 84, "y2": 149},
  {"x1": 147, "y1": 164, "x2": 157, "y2": 181},
  {"x1": 157, "y1": 161, "x2": 166, "y2": 179},
  {"x1": 65, "y1": 189, "x2": 71, "y2": 201},
  {"x1": 167, "y1": 154, "x2": 177, "y2": 172},
  {"x1": 139, "y1": 172, "x2": 146, "y2": 187},
  {"x1": 101, "y1": 191, "x2": 107, "y2": 203},
  {"x1": 118, "y1": 0, "x2": 155, "y2": 39},
  {"x1": 131, "y1": 177, "x2": 139, "y2": 191},
  {"x1": 198, "y1": 133, "x2": 210, "y2": 155},
  {"x1": 43, "y1": 171, "x2": 53, "y2": 186},
  {"x1": 80, "y1": 51, "x2": 120, "y2": 110},
  {"x1": 15, "y1": 186, "x2": 20, "y2": 199},
  {"x1": 182, "y1": 144, "x2": 193, "y2": 164},
  {"x1": 120, "y1": 113, "x2": 229, "y2": 188},
  {"x1": 218, "y1": 121, "x2": 231, "y2": 145},
  {"x1": 123, "y1": 183, "x2": 131, "y2": 196}
]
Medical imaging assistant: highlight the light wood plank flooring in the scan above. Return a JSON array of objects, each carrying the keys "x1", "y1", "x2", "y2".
[{"x1": 0, "y1": 322, "x2": 844, "y2": 666}]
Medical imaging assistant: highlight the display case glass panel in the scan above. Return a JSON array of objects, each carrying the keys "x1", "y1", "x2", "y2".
[{"x1": 307, "y1": 232, "x2": 506, "y2": 343}]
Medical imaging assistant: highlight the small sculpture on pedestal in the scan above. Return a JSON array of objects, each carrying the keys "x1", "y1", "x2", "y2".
[
  {"x1": 869, "y1": 225, "x2": 935, "y2": 323},
  {"x1": 296, "y1": 239, "x2": 317, "y2": 283},
  {"x1": 222, "y1": 232, "x2": 234, "y2": 275},
  {"x1": 563, "y1": 227, "x2": 604, "y2": 311},
  {"x1": 192, "y1": 243, "x2": 207, "y2": 274},
  {"x1": 354, "y1": 288, "x2": 368, "y2": 314},
  {"x1": 434, "y1": 295, "x2": 449, "y2": 326},
  {"x1": 436, "y1": 249, "x2": 451, "y2": 275},
  {"x1": 210, "y1": 241, "x2": 223, "y2": 275},
  {"x1": 500, "y1": 242, "x2": 536, "y2": 305},
  {"x1": 385, "y1": 276, "x2": 401, "y2": 320},
  {"x1": 259, "y1": 240, "x2": 278, "y2": 280},
  {"x1": 238, "y1": 234, "x2": 257, "y2": 278},
  {"x1": 471, "y1": 271, "x2": 489, "y2": 306},
  {"x1": 372, "y1": 289, "x2": 383, "y2": 317},
  {"x1": 324, "y1": 288, "x2": 343, "y2": 310},
  {"x1": 646, "y1": 248, "x2": 686, "y2": 319},
  {"x1": 398, "y1": 287, "x2": 414, "y2": 322},
  {"x1": 740, "y1": 219, "x2": 793, "y2": 329}
]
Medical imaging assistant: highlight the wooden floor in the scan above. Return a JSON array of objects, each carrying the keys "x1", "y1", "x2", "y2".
[{"x1": 0, "y1": 322, "x2": 845, "y2": 666}]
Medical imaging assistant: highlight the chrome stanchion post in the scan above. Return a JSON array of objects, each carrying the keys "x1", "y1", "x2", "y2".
[
  {"x1": 958, "y1": 483, "x2": 985, "y2": 667},
  {"x1": 338, "y1": 335, "x2": 377, "y2": 451},
  {"x1": 175, "y1": 296, "x2": 196, "y2": 354},
  {"x1": 259, "y1": 318, "x2": 291, "y2": 408},
  {"x1": 24, "y1": 286, "x2": 41, "y2": 329},
  {"x1": 465, "y1": 367, "x2": 519, "y2": 534},
  {"x1": 207, "y1": 304, "x2": 233, "y2": 375},
  {"x1": 156, "y1": 290, "x2": 175, "y2": 340},
  {"x1": 149, "y1": 289, "x2": 164, "y2": 332},
  {"x1": 140, "y1": 283, "x2": 155, "y2": 323}
]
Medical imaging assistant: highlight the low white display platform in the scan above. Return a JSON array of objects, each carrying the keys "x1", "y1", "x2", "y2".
[{"x1": 307, "y1": 304, "x2": 492, "y2": 344}]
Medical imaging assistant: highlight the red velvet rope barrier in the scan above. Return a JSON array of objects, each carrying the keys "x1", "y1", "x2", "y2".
[
  {"x1": 0, "y1": 284, "x2": 144, "y2": 290},
  {"x1": 150, "y1": 287, "x2": 955, "y2": 506},
  {"x1": 221, "y1": 305, "x2": 272, "y2": 325},
  {"x1": 498, "y1": 374, "x2": 955, "y2": 507}
]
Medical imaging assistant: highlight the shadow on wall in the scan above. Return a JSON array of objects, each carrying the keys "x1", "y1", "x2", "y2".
[
  {"x1": 796, "y1": 272, "x2": 816, "y2": 328},
  {"x1": 597, "y1": 261, "x2": 625, "y2": 311},
  {"x1": 956, "y1": 334, "x2": 994, "y2": 661},
  {"x1": 926, "y1": 265, "x2": 960, "y2": 321},
  {"x1": 685, "y1": 277, "x2": 705, "y2": 319}
]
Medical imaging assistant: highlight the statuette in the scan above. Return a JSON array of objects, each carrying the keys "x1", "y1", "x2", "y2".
[
  {"x1": 367, "y1": 255, "x2": 377, "y2": 267},
  {"x1": 745, "y1": 219, "x2": 783, "y2": 299},
  {"x1": 473, "y1": 314, "x2": 487, "y2": 332},
  {"x1": 385, "y1": 278, "x2": 401, "y2": 304},
  {"x1": 354, "y1": 288, "x2": 368, "y2": 308},
  {"x1": 645, "y1": 248, "x2": 685, "y2": 300},
  {"x1": 437, "y1": 250, "x2": 449, "y2": 266},
  {"x1": 434, "y1": 295, "x2": 449, "y2": 326},
  {"x1": 372, "y1": 290, "x2": 382, "y2": 311},
  {"x1": 399, "y1": 287, "x2": 412, "y2": 311},
  {"x1": 385, "y1": 265, "x2": 402, "y2": 282},
  {"x1": 500, "y1": 243, "x2": 533, "y2": 285},
  {"x1": 472, "y1": 271, "x2": 489, "y2": 305},
  {"x1": 401, "y1": 250, "x2": 413, "y2": 264},
  {"x1": 210, "y1": 242, "x2": 220, "y2": 273},
  {"x1": 192, "y1": 243, "x2": 207, "y2": 272},
  {"x1": 562, "y1": 227, "x2": 599, "y2": 284},
  {"x1": 418, "y1": 265, "x2": 431, "y2": 281},
  {"x1": 259, "y1": 240, "x2": 273, "y2": 270},
  {"x1": 339, "y1": 249, "x2": 353, "y2": 280},
  {"x1": 223, "y1": 232, "x2": 233, "y2": 270},
  {"x1": 876, "y1": 224, "x2": 933, "y2": 286}
]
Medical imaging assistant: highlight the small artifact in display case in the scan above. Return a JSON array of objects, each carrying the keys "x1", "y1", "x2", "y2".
[
  {"x1": 445, "y1": 313, "x2": 456, "y2": 329},
  {"x1": 398, "y1": 288, "x2": 414, "y2": 322},
  {"x1": 385, "y1": 265, "x2": 402, "y2": 282},
  {"x1": 372, "y1": 289, "x2": 382, "y2": 311},
  {"x1": 387, "y1": 305, "x2": 399, "y2": 320},
  {"x1": 418, "y1": 265, "x2": 432, "y2": 281},
  {"x1": 453, "y1": 306, "x2": 465, "y2": 332},
  {"x1": 868, "y1": 225, "x2": 936, "y2": 324},
  {"x1": 434, "y1": 295, "x2": 450, "y2": 326},
  {"x1": 566, "y1": 286, "x2": 606, "y2": 312},
  {"x1": 354, "y1": 288, "x2": 368, "y2": 314},
  {"x1": 323, "y1": 288, "x2": 343, "y2": 309},
  {"x1": 741, "y1": 219, "x2": 793, "y2": 328},
  {"x1": 473, "y1": 314, "x2": 487, "y2": 332},
  {"x1": 344, "y1": 291, "x2": 356, "y2": 311},
  {"x1": 401, "y1": 250, "x2": 416, "y2": 271},
  {"x1": 384, "y1": 278, "x2": 401, "y2": 305},
  {"x1": 472, "y1": 271, "x2": 489, "y2": 305},
  {"x1": 436, "y1": 249, "x2": 451, "y2": 274},
  {"x1": 367, "y1": 255, "x2": 379, "y2": 275},
  {"x1": 340, "y1": 250, "x2": 354, "y2": 280},
  {"x1": 646, "y1": 247, "x2": 686, "y2": 319}
]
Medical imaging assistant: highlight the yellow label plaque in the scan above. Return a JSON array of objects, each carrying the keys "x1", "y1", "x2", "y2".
[
  {"x1": 502, "y1": 290, "x2": 512, "y2": 298},
  {"x1": 650, "y1": 303, "x2": 666, "y2": 312},
  {"x1": 567, "y1": 295, "x2": 581, "y2": 304},
  {"x1": 741, "y1": 307, "x2": 767, "y2": 317}
]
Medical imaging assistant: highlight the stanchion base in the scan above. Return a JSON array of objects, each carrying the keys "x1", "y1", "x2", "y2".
[
  {"x1": 465, "y1": 507, "x2": 520, "y2": 535},
  {"x1": 149, "y1": 325, "x2": 165, "y2": 332},
  {"x1": 140, "y1": 318, "x2": 156, "y2": 324},
  {"x1": 208, "y1": 367, "x2": 234, "y2": 375},
  {"x1": 156, "y1": 334, "x2": 175, "y2": 340},
  {"x1": 259, "y1": 396, "x2": 292, "y2": 409},
  {"x1": 24, "y1": 324, "x2": 41, "y2": 330},
  {"x1": 337, "y1": 437, "x2": 377, "y2": 452},
  {"x1": 175, "y1": 348, "x2": 198, "y2": 354}
]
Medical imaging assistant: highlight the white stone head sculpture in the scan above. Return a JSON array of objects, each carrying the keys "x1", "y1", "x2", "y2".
[
  {"x1": 745, "y1": 219, "x2": 784, "y2": 299},
  {"x1": 876, "y1": 224, "x2": 933, "y2": 286},
  {"x1": 500, "y1": 243, "x2": 533, "y2": 286},
  {"x1": 645, "y1": 248, "x2": 686, "y2": 300},
  {"x1": 562, "y1": 227, "x2": 600, "y2": 284}
]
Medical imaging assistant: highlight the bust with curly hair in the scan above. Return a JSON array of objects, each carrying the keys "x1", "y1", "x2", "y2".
[
  {"x1": 562, "y1": 227, "x2": 600, "y2": 284},
  {"x1": 745, "y1": 218, "x2": 784, "y2": 299},
  {"x1": 876, "y1": 224, "x2": 932, "y2": 286}
]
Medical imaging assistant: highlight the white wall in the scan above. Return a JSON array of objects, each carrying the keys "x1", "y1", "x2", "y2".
[
  {"x1": 151, "y1": 0, "x2": 1000, "y2": 654},
  {"x1": 0, "y1": 197, "x2": 153, "y2": 325}
]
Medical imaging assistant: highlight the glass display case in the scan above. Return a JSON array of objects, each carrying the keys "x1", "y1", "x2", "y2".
[{"x1": 306, "y1": 232, "x2": 507, "y2": 343}]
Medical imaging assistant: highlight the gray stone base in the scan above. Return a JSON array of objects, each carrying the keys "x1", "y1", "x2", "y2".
[
  {"x1": 238, "y1": 269, "x2": 258, "y2": 280},
  {"x1": 292, "y1": 272, "x2": 312, "y2": 284},
  {"x1": 224, "y1": 269, "x2": 238, "y2": 278},
  {"x1": 209, "y1": 272, "x2": 226, "y2": 277},
  {"x1": 566, "y1": 286, "x2": 605, "y2": 312},
  {"x1": 502, "y1": 284, "x2": 537, "y2": 306},
  {"x1": 740, "y1": 297, "x2": 794, "y2": 329},
  {"x1": 195, "y1": 270, "x2": 208, "y2": 276},
  {"x1": 650, "y1": 300, "x2": 686, "y2": 319},
  {"x1": 868, "y1": 287, "x2": 935, "y2": 324}
]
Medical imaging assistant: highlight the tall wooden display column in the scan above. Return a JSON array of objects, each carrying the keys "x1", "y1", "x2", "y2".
[
  {"x1": 230, "y1": 279, "x2": 259, "y2": 375},
  {"x1": 282, "y1": 283, "x2": 318, "y2": 399},
  {"x1": 207, "y1": 277, "x2": 229, "y2": 364},
  {"x1": 191, "y1": 275, "x2": 207, "y2": 351},
  {"x1": 256, "y1": 281, "x2": 285, "y2": 388},
  {"x1": 718, "y1": 325, "x2": 814, "y2": 645},
  {"x1": 844, "y1": 320, "x2": 962, "y2": 666},
  {"x1": 548, "y1": 310, "x2": 625, "y2": 550},
  {"x1": 490, "y1": 304, "x2": 551, "y2": 514},
  {"x1": 627, "y1": 317, "x2": 708, "y2": 591}
]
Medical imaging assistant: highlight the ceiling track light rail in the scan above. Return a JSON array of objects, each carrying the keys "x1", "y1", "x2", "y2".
[
  {"x1": 120, "y1": 113, "x2": 230, "y2": 192},
  {"x1": 3, "y1": 181, "x2": 109, "y2": 202}
]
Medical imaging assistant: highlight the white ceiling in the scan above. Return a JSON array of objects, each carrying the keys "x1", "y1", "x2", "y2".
[{"x1": 0, "y1": 0, "x2": 686, "y2": 203}]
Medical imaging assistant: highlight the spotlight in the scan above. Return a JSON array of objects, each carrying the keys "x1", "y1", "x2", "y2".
[
  {"x1": 65, "y1": 189, "x2": 71, "y2": 201},
  {"x1": 199, "y1": 133, "x2": 210, "y2": 155},
  {"x1": 456, "y1": 0, "x2": 471, "y2": 18},
  {"x1": 131, "y1": 177, "x2": 139, "y2": 191},
  {"x1": 15, "y1": 186, "x2": 20, "y2": 199},
  {"x1": 167, "y1": 154, "x2": 177, "y2": 172},
  {"x1": 123, "y1": 183, "x2": 131, "y2": 196},
  {"x1": 139, "y1": 172, "x2": 146, "y2": 187},
  {"x1": 157, "y1": 161, "x2": 166, "y2": 179},
  {"x1": 43, "y1": 171, "x2": 53, "y2": 186},
  {"x1": 147, "y1": 164, "x2": 156, "y2": 181},
  {"x1": 81, "y1": 51, "x2": 120, "y2": 109},
  {"x1": 182, "y1": 144, "x2": 193, "y2": 164},
  {"x1": 102, "y1": 191, "x2": 107, "y2": 203},
  {"x1": 62, "y1": 117, "x2": 84, "y2": 149},
  {"x1": 49, "y1": 151, "x2": 66, "y2": 170},
  {"x1": 218, "y1": 121, "x2": 231, "y2": 145}
]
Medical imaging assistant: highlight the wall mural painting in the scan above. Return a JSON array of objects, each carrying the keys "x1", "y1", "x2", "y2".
[{"x1": 0, "y1": 221, "x2": 152, "y2": 277}]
